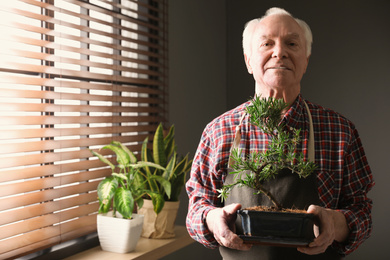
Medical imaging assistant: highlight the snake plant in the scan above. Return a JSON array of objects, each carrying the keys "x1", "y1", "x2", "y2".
[{"x1": 140, "y1": 123, "x2": 192, "y2": 202}]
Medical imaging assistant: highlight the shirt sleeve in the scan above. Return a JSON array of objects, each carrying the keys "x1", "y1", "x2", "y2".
[
  {"x1": 332, "y1": 126, "x2": 374, "y2": 256},
  {"x1": 185, "y1": 127, "x2": 225, "y2": 249}
]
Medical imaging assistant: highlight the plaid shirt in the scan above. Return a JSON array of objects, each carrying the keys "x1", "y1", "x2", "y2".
[{"x1": 186, "y1": 95, "x2": 374, "y2": 256}]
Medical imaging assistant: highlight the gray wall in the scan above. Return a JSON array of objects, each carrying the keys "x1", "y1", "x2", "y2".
[{"x1": 168, "y1": 0, "x2": 390, "y2": 259}]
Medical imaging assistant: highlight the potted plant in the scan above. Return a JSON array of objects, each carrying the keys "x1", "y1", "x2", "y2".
[
  {"x1": 218, "y1": 96, "x2": 317, "y2": 246},
  {"x1": 91, "y1": 142, "x2": 167, "y2": 253},
  {"x1": 136, "y1": 123, "x2": 193, "y2": 239}
]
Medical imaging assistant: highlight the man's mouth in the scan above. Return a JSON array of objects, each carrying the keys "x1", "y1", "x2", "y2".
[{"x1": 268, "y1": 66, "x2": 290, "y2": 70}]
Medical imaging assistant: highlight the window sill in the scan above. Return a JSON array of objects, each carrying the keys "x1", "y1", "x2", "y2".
[{"x1": 63, "y1": 226, "x2": 194, "y2": 260}]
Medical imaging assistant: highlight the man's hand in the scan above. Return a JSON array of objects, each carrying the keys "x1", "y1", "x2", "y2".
[
  {"x1": 206, "y1": 203, "x2": 252, "y2": 250},
  {"x1": 297, "y1": 205, "x2": 350, "y2": 255}
]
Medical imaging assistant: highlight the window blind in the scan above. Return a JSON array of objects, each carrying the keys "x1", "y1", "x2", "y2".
[{"x1": 0, "y1": 0, "x2": 168, "y2": 258}]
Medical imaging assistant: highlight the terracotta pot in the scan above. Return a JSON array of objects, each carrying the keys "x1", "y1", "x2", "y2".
[
  {"x1": 138, "y1": 200, "x2": 179, "y2": 239},
  {"x1": 97, "y1": 212, "x2": 144, "y2": 253},
  {"x1": 237, "y1": 209, "x2": 315, "y2": 247}
]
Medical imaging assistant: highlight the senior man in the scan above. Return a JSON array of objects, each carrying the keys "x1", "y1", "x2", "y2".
[{"x1": 186, "y1": 7, "x2": 374, "y2": 259}]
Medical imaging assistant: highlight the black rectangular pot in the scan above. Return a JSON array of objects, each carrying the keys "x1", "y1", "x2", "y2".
[{"x1": 237, "y1": 209, "x2": 315, "y2": 247}]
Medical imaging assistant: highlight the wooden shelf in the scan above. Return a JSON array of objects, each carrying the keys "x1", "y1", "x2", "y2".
[{"x1": 64, "y1": 226, "x2": 194, "y2": 260}]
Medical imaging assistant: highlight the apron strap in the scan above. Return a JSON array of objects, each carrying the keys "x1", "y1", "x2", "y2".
[
  {"x1": 303, "y1": 100, "x2": 315, "y2": 162},
  {"x1": 228, "y1": 112, "x2": 246, "y2": 168},
  {"x1": 228, "y1": 100, "x2": 315, "y2": 168}
]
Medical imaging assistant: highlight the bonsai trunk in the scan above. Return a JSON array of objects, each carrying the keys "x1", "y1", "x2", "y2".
[{"x1": 255, "y1": 182, "x2": 282, "y2": 210}]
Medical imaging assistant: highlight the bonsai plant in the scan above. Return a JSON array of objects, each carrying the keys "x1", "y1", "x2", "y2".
[
  {"x1": 218, "y1": 96, "x2": 318, "y2": 246},
  {"x1": 136, "y1": 123, "x2": 193, "y2": 238},
  {"x1": 91, "y1": 142, "x2": 167, "y2": 253}
]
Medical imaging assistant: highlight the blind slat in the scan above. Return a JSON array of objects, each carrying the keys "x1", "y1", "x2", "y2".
[
  {"x1": 0, "y1": 226, "x2": 60, "y2": 255},
  {"x1": 0, "y1": 61, "x2": 163, "y2": 86},
  {"x1": 0, "y1": 203, "x2": 98, "y2": 240},
  {"x1": 0, "y1": 75, "x2": 164, "y2": 94},
  {"x1": 0, "y1": 169, "x2": 109, "y2": 198},
  {"x1": 0, "y1": 103, "x2": 163, "y2": 113},
  {"x1": 0, "y1": 192, "x2": 98, "y2": 226},
  {"x1": 0, "y1": 125, "x2": 158, "y2": 141},
  {"x1": 0, "y1": 88, "x2": 163, "y2": 104},
  {"x1": 0, "y1": 5, "x2": 162, "y2": 50},
  {"x1": 0, "y1": 115, "x2": 163, "y2": 126},
  {"x1": 20, "y1": 0, "x2": 163, "y2": 40},
  {"x1": 0, "y1": 48, "x2": 163, "y2": 77},
  {"x1": 0, "y1": 135, "x2": 150, "y2": 155},
  {"x1": 0, "y1": 180, "x2": 100, "y2": 211}
]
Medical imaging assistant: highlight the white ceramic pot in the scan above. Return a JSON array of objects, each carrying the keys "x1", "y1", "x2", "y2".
[
  {"x1": 138, "y1": 200, "x2": 179, "y2": 239},
  {"x1": 97, "y1": 212, "x2": 144, "y2": 253}
]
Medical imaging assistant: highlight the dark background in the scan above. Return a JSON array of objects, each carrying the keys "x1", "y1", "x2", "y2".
[{"x1": 168, "y1": 1, "x2": 390, "y2": 259}]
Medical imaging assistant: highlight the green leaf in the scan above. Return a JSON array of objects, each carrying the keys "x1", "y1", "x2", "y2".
[
  {"x1": 139, "y1": 142, "x2": 159, "y2": 192},
  {"x1": 97, "y1": 176, "x2": 118, "y2": 213},
  {"x1": 133, "y1": 169, "x2": 145, "y2": 188},
  {"x1": 162, "y1": 152, "x2": 176, "y2": 181},
  {"x1": 90, "y1": 149, "x2": 115, "y2": 171},
  {"x1": 112, "y1": 172, "x2": 127, "y2": 181},
  {"x1": 171, "y1": 155, "x2": 186, "y2": 179},
  {"x1": 112, "y1": 141, "x2": 138, "y2": 164},
  {"x1": 150, "y1": 175, "x2": 171, "y2": 199},
  {"x1": 146, "y1": 192, "x2": 165, "y2": 214},
  {"x1": 164, "y1": 125, "x2": 176, "y2": 158},
  {"x1": 141, "y1": 137, "x2": 154, "y2": 176},
  {"x1": 114, "y1": 187, "x2": 134, "y2": 219},
  {"x1": 133, "y1": 161, "x2": 166, "y2": 171},
  {"x1": 102, "y1": 144, "x2": 129, "y2": 167},
  {"x1": 136, "y1": 197, "x2": 144, "y2": 210},
  {"x1": 153, "y1": 123, "x2": 167, "y2": 167}
]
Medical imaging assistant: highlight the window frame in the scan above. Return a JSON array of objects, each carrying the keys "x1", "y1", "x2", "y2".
[{"x1": 0, "y1": 0, "x2": 168, "y2": 258}]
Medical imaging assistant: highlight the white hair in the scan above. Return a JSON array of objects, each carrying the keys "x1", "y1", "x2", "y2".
[{"x1": 242, "y1": 7, "x2": 313, "y2": 57}]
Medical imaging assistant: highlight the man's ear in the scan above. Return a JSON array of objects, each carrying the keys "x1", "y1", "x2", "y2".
[
  {"x1": 244, "y1": 54, "x2": 253, "y2": 74},
  {"x1": 303, "y1": 55, "x2": 310, "y2": 73}
]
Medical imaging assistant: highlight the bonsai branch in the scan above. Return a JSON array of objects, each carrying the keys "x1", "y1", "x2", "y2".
[{"x1": 254, "y1": 182, "x2": 282, "y2": 209}]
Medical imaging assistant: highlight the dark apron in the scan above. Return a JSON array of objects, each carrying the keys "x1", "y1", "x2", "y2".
[{"x1": 219, "y1": 101, "x2": 342, "y2": 260}]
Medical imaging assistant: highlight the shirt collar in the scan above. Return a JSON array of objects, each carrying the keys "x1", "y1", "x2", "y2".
[{"x1": 281, "y1": 94, "x2": 307, "y2": 130}]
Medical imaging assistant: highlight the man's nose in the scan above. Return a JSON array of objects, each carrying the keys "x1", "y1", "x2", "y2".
[{"x1": 272, "y1": 43, "x2": 288, "y2": 59}]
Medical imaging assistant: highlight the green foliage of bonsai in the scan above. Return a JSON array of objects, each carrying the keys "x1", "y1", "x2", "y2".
[
  {"x1": 218, "y1": 96, "x2": 317, "y2": 209},
  {"x1": 91, "y1": 123, "x2": 192, "y2": 219}
]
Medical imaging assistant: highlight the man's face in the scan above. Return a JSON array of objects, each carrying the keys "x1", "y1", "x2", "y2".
[{"x1": 245, "y1": 15, "x2": 309, "y2": 94}]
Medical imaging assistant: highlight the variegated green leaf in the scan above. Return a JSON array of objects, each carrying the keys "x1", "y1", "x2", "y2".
[
  {"x1": 153, "y1": 123, "x2": 167, "y2": 167},
  {"x1": 162, "y1": 153, "x2": 176, "y2": 181},
  {"x1": 112, "y1": 141, "x2": 138, "y2": 164},
  {"x1": 146, "y1": 192, "x2": 164, "y2": 215},
  {"x1": 102, "y1": 144, "x2": 129, "y2": 167},
  {"x1": 164, "y1": 125, "x2": 175, "y2": 158},
  {"x1": 90, "y1": 149, "x2": 115, "y2": 171},
  {"x1": 112, "y1": 172, "x2": 127, "y2": 181},
  {"x1": 133, "y1": 161, "x2": 166, "y2": 171},
  {"x1": 150, "y1": 175, "x2": 171, "y2": 199},
  {"x1": 114, "y1": 187, "x2": 134, "y2": 219},
  {"x1": 97, "y1": 176, "x2": 118, "y2": 213}
]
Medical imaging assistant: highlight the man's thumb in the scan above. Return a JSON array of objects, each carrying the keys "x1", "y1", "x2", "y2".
[{"x1": 224, "y1": 203, "x2": 242, "y2": 215}]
